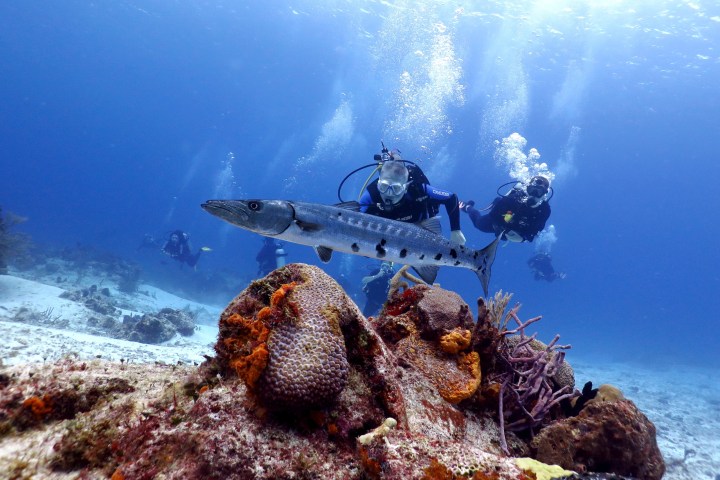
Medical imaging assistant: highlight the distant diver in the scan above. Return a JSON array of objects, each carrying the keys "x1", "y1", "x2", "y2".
[
  {"x1": 201, "y1": 199, "x2": 500, "y2": 297},
  {"x1": 256, "y1": 237, "x2": 288, "y2": 277},
  {"x1": 527, "y1": 252, "x2": 566, "y2": 282},
  {"x1": 361, "y1": 261, "x2": 395, "y2": 317},
  {"x1": 460, "y1": 175, "x2": 552, "y2": 243},
  {"x1": 137, "y1": 234, "x2": 161, "y2": 251},
  {"x1": 161, "y1": 230, "x2": 210, "y2": 268}
]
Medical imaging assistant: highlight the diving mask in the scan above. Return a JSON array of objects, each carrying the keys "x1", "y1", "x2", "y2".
[
  {"x1": 378, "y1": 179, "x2": 408, "y2": 197},
  {"x1": 527, "y1": 185, "x2": 547, "y2": 199},
  {"x1": 526, "y1": 177, "x2": 549, "y2": 199}
]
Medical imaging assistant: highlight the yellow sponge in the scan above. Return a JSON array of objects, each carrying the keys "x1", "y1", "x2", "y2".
[{"x1": 515, "y1": 457, "x2": 575, "y2": 480}]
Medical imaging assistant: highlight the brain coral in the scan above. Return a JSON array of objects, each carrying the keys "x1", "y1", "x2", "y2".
[{"x1": 215, "y1": 263, "x2": 355, "y2": 409}]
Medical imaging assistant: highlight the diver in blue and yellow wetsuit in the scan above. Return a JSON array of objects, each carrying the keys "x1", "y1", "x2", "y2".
[
  {"x1": 358, "y1": 155, "x2": 467, "y2": 245},
  {"x1": 460, "y1": 175, "x2": 551, "y2": 243}
]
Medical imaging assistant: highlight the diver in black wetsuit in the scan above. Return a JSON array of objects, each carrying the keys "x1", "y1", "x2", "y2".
[
  {"x1": 256, "y1": 237, "x2": 288, "y2": 277},
  {"x1": 527, "y1": 252, "x2": 566, "y2": 282},
  {"x1": 358, "y1": 155, "x2": 467, "y2": 246},
  {"x1": 460, "y1": 175, "x2": 551, "y2": 243},
  {"x1": 361, "y1": 261, "x2": 394, "y2": 317},
  {"x1": 162, "y1": 230, "x2": 204, "y2": 268}
]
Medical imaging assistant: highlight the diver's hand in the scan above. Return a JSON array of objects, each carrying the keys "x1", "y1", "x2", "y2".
[
  {"x1": 450, "y1": 230, "x2": 466, "y2": 245},
  {"x1": 361, "y1": 275, "x2": 374, "y2": 287},
  {"x1": 459, "y1": 200, "x2": 475, "y2": 212}
]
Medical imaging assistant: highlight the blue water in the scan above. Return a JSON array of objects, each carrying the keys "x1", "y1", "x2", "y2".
[{"x1": 2, "y1": 1, "x2": 719, "y2": 368}]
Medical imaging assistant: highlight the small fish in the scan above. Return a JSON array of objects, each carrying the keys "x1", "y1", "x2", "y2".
[{"x1": 201, "y1": 199, "x2": 500, "y2": 297}]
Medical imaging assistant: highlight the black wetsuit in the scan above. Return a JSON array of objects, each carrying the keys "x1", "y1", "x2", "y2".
[
  {"x1": 362, "y1": 266, "x2": 394, "y2": 317},
  {"x1": 162, "y1": 232, "x2": 202, "y2": 268},
  {"x1": 528, "y1": 253, "x2": 562, "y2": 282},
  {"x1": 256, "y1": 239, "x2": 284, "y2": 277},
  {"x1": 466, "y1": 189, "x2": 550, "y2": 242},
  {"x1": 359, "y1": 181, "x2": 461, "y2": 232}
]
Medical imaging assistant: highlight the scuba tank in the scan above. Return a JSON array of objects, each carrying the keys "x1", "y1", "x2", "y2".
[{"x1": 275, "y1": 244, "x2": 287, "y2": 268}]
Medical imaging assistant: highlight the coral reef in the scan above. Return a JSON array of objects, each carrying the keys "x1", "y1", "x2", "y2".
[
  {"x1": 374, "y1": 285, "x2": 481, "y2": 405},
  {"x1": 0, "y1": 263, "x2": 663, "y2": 479},
  {"x1": 530, "y1": 396, "x2": 665, "y2": 480},
  {"x1": 215, "y1": 264, "x2": 354, "y2": 409},
  {"x1": 116, "y1": 307, "x2": 196, "y2": 344},
  {"x1": 60, "y1": 284, "x2": 119, "y2": 317},
  {"x1": 0, "y1": 206, "x2": 30, "y2": 274}
]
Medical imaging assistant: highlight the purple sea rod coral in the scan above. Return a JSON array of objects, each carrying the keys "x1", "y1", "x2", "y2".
[{"x1": 495, "y1": 305, "x2": 579, "y2": 454}]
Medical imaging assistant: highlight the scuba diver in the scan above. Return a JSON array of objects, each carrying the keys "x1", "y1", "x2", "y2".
[
  {"x1": 161, "y1": 230, "x2": 209, "y2": 268},
  {"x1": 137, "y1": 234, "x2": 161, "y2": 251},
  {"x1": 361, "y1": 261, "x2": 395, "y2": 317},
  {"x1": 256, "y1": 237, "x2": 288, "y2": 277},
  {"x1": 527, "y1": 252, "x2": 566, "y2": 282},
  {"x1": 459, "y1": 175, "x2": 552, "y2": 243},
  {"x1": 342, "y1": 144, "x2": 466, "y2": 245}
]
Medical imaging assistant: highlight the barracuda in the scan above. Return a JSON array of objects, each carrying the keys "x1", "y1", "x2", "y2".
[{"x1": 201, "y1": 199, "x2": 500, "y2": 297}]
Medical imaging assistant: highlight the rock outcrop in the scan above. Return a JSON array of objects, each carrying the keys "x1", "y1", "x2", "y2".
[{"x1": 0, "y1": 263, "x2": 664, "y2": 480}]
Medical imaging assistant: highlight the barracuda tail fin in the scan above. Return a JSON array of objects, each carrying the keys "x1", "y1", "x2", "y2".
[{"x1": 474, "y1": 235, "x2": 501, "y2": 297}]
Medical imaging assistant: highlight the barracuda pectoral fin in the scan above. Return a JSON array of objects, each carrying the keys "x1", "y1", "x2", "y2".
[
  {"x1": 417, "y1": 216, "x2": 443, "y2": 235},
  {"x1": 474, "y1": 235, "x2": 501, "y2": 298},
  {"x1": 295, "y1": 219, "x2": 323, "y2": 232},
  {"x1": 412, "y1": 265, "x2": 440, "y2": 285},
  {"x1": 314, "y1": 245, "x2": 333, "y2": 263}
]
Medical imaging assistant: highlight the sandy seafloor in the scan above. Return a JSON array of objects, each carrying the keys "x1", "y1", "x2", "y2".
[{"x1": 0, "y1": 272, "x2": 718, "y2": 480}]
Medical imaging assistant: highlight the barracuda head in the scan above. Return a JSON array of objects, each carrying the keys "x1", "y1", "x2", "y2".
[{"x1": 201, "y1": 200, "x2": 294, "y2": 236}]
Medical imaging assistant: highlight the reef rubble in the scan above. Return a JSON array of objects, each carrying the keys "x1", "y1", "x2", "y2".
[{"x1": 0, "y1": 263, "x2": 664, "y2": 479}]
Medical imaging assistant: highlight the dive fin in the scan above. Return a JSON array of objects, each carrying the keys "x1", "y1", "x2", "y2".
[
  {"x1": 314, "y1": 246, "x2": 333, "y2": 263},
  {"x1": 412, "y1": 265, "x2": 440, "y2": 285},
  {"x1": 474, "y1": 235, "x2": 501, "y2": 297},
  {"x1": 417, "y1": 216, "x2": 443, "y2": 236}
]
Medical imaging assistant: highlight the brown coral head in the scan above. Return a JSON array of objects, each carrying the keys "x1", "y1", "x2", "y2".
[{"x1": 215, "y1": 264, "x2": 354, "y2": 410}]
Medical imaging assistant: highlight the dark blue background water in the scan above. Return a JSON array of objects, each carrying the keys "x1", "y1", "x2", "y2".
[{"x1": 2, "y1": 1, "x2": 719, "y2": 368}]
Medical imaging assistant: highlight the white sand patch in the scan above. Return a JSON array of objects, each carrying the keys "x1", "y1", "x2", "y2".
[
  {"x1": 0, "y1": 276, "x2": 93, "y2": 330},
  {"x1": 0, "y1": 275, "x2": 219, "y2": 367}
]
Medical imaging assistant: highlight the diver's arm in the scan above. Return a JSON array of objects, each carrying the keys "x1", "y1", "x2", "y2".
[
  {"x1": 358, "y1": 190, "x2": 373, "y2": 213},
  {"x1": 424, "y1": 184, "x2": 461, "y2": 231},
  {"x1": 465, "y1": 198, "x2": 498, "y2": 233}
]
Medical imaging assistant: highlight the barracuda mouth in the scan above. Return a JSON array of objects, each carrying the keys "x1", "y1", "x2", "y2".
[
  {"x1": 202, "y1": 199, "x2": 294, "y2": 236},
  {"x1": 201, "y1": 200, "x2": 249, "y2": 224}
]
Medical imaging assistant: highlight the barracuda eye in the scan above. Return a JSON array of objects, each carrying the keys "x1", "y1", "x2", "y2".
[{"x1": 248, "y1": 201, "x2": 262, "y2": 211}]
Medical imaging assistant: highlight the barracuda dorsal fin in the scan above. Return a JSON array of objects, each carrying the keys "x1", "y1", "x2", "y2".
[
  {"x1": 417, "y1": 216, "x2": 442, "y2": 235},
  {"x1": 314, "y1": 245, "x2": 333, "y2": 263},
  {"x1": 412, "y1": 265, "x2": 440, "y2": 285},
  {"x1": 334, "y1": 201, "x2": 361, "y2": 211}
]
